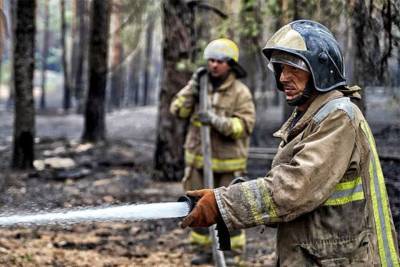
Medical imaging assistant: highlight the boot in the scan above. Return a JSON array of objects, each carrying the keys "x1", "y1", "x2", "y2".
[
  {"x1": 224, "y1": 250, "x2": 242, "y2": 267},
  {"x1": 191, "y1": 252, "x2": 213, "y2": 265}
]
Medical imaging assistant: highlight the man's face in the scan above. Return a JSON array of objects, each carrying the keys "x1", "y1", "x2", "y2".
[
  {"x1": 207, "y1": 59, "x2": 230, "y2": 78},
  {"x1": 279, "y1": 64, "x2": 310, "y2": 101}
]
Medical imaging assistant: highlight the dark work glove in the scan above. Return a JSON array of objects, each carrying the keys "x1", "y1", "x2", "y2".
[
  {"x1": 191, "y1": 67, "x2": 208, "y2": 99},
  {"x1": 197, "y1": 110, "x2": 213, "y2": 125}
]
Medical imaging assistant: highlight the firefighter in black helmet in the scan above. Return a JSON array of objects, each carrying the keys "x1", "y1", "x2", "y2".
[{"x1": 181, "y1": 20, "x2": 399, "y2": 266}]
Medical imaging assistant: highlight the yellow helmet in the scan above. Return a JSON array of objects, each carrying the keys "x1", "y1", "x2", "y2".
[
  {"x1": 203, "y1": 38, "x2": 246, "y2": 78},
  {"x1": 203, "y1": 38, "x2": 239, "y2": 63}
]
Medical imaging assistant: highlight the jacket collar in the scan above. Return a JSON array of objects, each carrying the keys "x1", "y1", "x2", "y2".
[
  {"x1": 274, "y1": 90, "x2": 344, "y2": 143},
  {"x1": 209, "y1": 73, "x2": 236, "y2": 92}
]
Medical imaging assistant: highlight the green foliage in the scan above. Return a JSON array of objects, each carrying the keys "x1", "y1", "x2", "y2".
[
  {"x1": 238, "y1": 0, "x2": 265, "y2": 53},
  {"x1": 118, "y1": 0, "x2": 151, "y2": 55},
  {"x1": 266, "y1": 0, "x2": 282, "y2": 17}
]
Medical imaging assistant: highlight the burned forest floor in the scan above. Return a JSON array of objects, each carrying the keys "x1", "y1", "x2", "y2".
[{"x1": 0, "y1": 105, "x2": 399, "y2": 267}]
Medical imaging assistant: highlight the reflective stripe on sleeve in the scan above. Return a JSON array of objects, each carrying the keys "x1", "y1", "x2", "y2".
[
  {"x1": 179, "y1": 106, "x2": 192, "y2": 118},
  {"x1": 230, "y1": 117, "x2": 244, "y2": 139},
  {"x1": 185, "y1": 151, "x2": 247, "y2": 172},
  {"x1": 323, "y1": 176, "x2": 365, "y2": 206},
  {"x1": 239, "y1": 179, "x2": 278, "y2": 225},
  {"x1": 173, "y1": 96, "x2": 192, "y2": 118},
  {"x1": 361, "y1": 121, "x2": 399, "y2": 267},
  {"x1": 241, "y1": 182, "x2": 264, "y2": 225},
  {"x1": 256, "y1": 179, "x2": 278, "y2": 218}
]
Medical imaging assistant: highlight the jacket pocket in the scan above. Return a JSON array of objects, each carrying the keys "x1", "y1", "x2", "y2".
[{"x1": 298, "y1": 231, "x2": 373, "y2": 266}]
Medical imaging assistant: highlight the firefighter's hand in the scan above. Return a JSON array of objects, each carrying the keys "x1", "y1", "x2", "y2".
[
  {"x1": 198, "y1": 111, "x2": 227, "y2": 131},
  {"x1": 180, "y1": 189, "x2": 220, "y2": 228},
  {"x1": 197, "y1": 110, "x2": 214, "y2": 125},
  {"x1": 190, "y1": 67, "x2": 208, "y2": 96}
]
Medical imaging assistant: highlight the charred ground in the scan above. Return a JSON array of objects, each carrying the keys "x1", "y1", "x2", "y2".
[{"x1": 0, "y1": 106, "x2": 398, "y2": 267}]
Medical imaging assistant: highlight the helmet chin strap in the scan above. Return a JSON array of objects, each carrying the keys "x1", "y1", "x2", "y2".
[{"x1": 286, "y1": 81, "x2": 315, "y2": 106}]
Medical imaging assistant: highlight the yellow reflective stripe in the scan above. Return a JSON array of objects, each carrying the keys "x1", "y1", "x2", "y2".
[
  {"x1": 230, "y1": 117, "x2": 244, "y2": 139},
  {"x1": 230, "y1": 231, "x2": 246, "y2": 249},
  {"x1": 191, "y1": 120, "x2": 202, "y2": 127},
  {"x1": 324, "y1": 191, "x2": 364, "y2": 206},
  {"x1": 185, "y1": 151, "x2": 247, "y2": 172},
  {"x1": 257, "y1": 179, "x2": 278, "y2": 218},
  {"x1": 174, "y1": 95, "x2": 185, "y2": 108},
  {"x1": 323, "y1": 176, "x2": 365, "y2": 206},
  {"x1": 190, "y1": 231, "x2": 211, "y2": 246},
  {"x1": 335, "y1": 176, "x2": 362, "y2": 191},
  {"x1": 179, "y1": 106, "x2": 192, "y2": 118},
  {"x1": 361, "y1": 121, "x2": 399, "y2": 266},
  {"x1": 173, "y1": 96, "x2": 192, "y2": 118},
  {"x1": 241, "y1": 183, "x2": 264, "y2": 225}
]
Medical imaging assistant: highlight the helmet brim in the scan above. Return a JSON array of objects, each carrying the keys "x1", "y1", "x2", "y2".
[{"x1": 228, "y1": 59, "x2": 247, "y2": 79}]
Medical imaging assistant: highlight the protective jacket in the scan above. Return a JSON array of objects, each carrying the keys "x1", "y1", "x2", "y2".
[
  {"x1": 214, "y1": 90, "x2": 399, "y2": 266},
  {"x1": 170, "y1": 73, "x2": 255, "y2": 172}
]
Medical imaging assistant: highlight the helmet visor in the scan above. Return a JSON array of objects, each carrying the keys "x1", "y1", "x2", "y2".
[{"x1": 268, "y1": 51, "x2": 310, "y2": 73}]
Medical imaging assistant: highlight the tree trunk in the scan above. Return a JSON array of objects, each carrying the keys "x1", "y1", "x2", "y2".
[
  {"x1": 82, "y1": 0, "x2": 111, "y2": 142},
  {"x1": 142, "y1": 14, "x2": 155, "y2": 106},
  {"x1": 7, "y1": 1, "x2": 16, "y2": 110},
  {"x1": 0, "y1": 0, "x2": 5, "y2": 56},
  {"x1": 12, "y1": 0, "x2": 36, "y2": 169},
  {"x1": 40, "y1": 0, "x2": 49, "y2": 110},
  {"x1": 75, "y1": 0, "x2": 88, "y2": 114},
  {"x1": 109, "y1": 0, "x2": 124, "y2": 110},
  {"x1": 154, "y1": 0, "x2": 192, "y2": 181},
  {"x1": 69, "y1": 0, "x2": 79, "y2": 104},
  {"x1": 129, "y1": 49, "x2": 141, "y2": 106},
  {"x1": 61, "y1": 0, "x2": 71, "y2": 111}
]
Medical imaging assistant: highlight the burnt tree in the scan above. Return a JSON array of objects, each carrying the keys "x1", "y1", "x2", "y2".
[
  {"x1": 82, "y1": 0, "x2": 111, "y2": 142},
  {"x1": 154, "y1": 0, "x2": 193, "y2": 181},
  {"x1": 12, "y1": 0, "x2": 36, "y2": 169}
]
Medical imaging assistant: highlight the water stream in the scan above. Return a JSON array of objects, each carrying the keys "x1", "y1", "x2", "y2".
[{"x1": 0, "y1": 202, "x2": 190, "y2": 227}]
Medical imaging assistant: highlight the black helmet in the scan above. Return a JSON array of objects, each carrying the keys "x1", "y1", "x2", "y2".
[{"x1": 263, "y1": 20, "x2": 346, "y2": 92}]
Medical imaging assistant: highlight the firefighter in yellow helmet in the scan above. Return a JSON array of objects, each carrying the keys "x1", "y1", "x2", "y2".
[
  {"x1": 170, "y1": 38, "x2": 255, "y2": 265},
  {"x1": 181, "y1": 20, "x2": 399, "y2": 266}
]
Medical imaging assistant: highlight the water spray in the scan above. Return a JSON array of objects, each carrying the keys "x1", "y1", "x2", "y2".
[{"x1": 0, "y1": 196, "x2": 231, "y2": 250}]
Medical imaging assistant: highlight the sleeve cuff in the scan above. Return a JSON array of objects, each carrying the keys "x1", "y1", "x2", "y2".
[{"x1": 214, "y1": 188, "x2": 234, "y2": 232}]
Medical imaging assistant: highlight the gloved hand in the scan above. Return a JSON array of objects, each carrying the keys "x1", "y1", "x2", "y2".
[
  {"x1": 198, "y1": 111, "x2": 231, "y2": 136},
  {"x1": 197, "y1": 110, "x2": 216, "y2": 125},
  {"x1": 180, "y1": 189, "x2": 220, "y2": 228},
  {"x1": 190, "y1": 66, "x2": 208, "y2": 97}
]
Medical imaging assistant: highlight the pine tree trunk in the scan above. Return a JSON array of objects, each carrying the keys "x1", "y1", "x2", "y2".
[
  {"x1": 142, "y1": 14, "x2": 155, "y2": 106},
  {"x1": 75, "y1": 0, "x2": 88, "y2": 114},
  {"x1": 40, "y1": 0, "x2": 49, "y2": 110},
  {"x1": 12, "y1": 0, "x2": 36, "y2": 169},
  {"x1": 0, "y1": 0, "x2": 5, "y2": 56},
  {"x1": 82, "y1": 0, "x2": 111, "y2": 142},
  {"x1": 154, "y1": 0, "x2": 192, "y2": 181},
  {"x1": 7, "y1": 1, "x2": 16, "y2": 110},
  {"x1": 61, "y1": 0, "x2": 71, "y2": 111},
  {"x1": 109, "y1": 0, "x2": 124, "y2": 110},
  {"x1": 69, "y1": 0, "x2": 79, "y2": 104}
]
